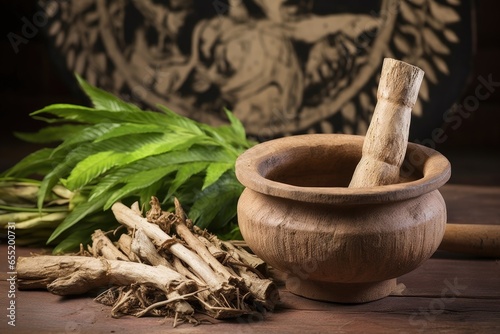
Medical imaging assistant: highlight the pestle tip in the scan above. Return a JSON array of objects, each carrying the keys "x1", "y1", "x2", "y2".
[{"x1": 377, "y1": 58, "x2": 425, "y2": 108}]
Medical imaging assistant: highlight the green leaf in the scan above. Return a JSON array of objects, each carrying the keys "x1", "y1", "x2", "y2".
[
  {"x1": 47, "y1": 195, "x2": 108, "y2": 243},
  {"x1": 224, "y1": 108, "x2": 247, "y2": 142},
  {"x1": 32, "y1": 105, "x2": 170, "y2": 126},
  {"x1": 104, "y1": 166, "x2": 177, "y2": 209},
  {"x1": 94, "y1": 123, "x2": 164, "y2": 142},
  {"x1": 1, "y1": 148, "x2": 55, "y2": 178},
  {"x1": 61, "y1": 133, "x2": 162, "y2": 190},
  {"x1": 51, "y1": 213, "x2": 118, "y2": 254},
  {"x1": 75, "y1": 73, "x2": 141, "y2": 112},
  {"x1": 210, "y1": 195, "x2": 240, "y2": 230},
  {"x1": 14, "y1": 124, "x2": 89, "y2": 144},
  {"x1": 203, "y1": 162, "x2": 234, "y2": 190},
  {"x1": 189, "y1": 171, "x2": 244, "y2": 229},
  {"x1": 36, "y1": 144, "x2": 102, "y2": 209},
  {"x1": 65, "y1": 132, "x2": 203, "y2": 190},
  {"x1": 51, "y1": 123, "x2": 121, "y2": 154},
  {"x1": 167, "y1": 162, "x2": 209, "y2": 199},
  {"x1": 139, "y1": 179, "x2": 166, "y2": 208},
  {"x1": 88, "y1": 145, "x2": 235, "y2": 211},
  {"x1": 51, "y1": 229, "x2": 92, "y2": 254},
  {"x1": 216, "y1": 224, "x2": 243, "y2": 241},
  {"x1": 156, "y1": 105, "x2": 204, "y2": 135},
  {"x1": 1, "y1": 75, "x2": 257, "y2": 252},
  {"x1": 65, "y1": 151, "x2": 118, "y2": 189}
]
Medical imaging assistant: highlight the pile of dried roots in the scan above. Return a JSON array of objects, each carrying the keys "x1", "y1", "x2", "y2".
[{"x1": 16, "y1": 197, "x2": 279, "y2": 327}]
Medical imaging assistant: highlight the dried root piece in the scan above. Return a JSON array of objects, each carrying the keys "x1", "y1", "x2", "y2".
[
  {"x1": 16, "y1": 256, "x2": 196, "y2": 296},
  {"x1": 116, "y1": 234, "x2": 141, "y2": 262},
  {"x1": 112, "y1": 201, "x2": 228, "y2": 293},
  {"x1": 90, "y1": 229, "x2": 128, "y2": 261},
  {"x1": 91, "y1": 228, "x2": 195, "y2": 317},
  {"x1": 131, "y1": 228, "x2": 174, "y2": 269},
  {"x1": 16, "y1": 196, "x2": 280, "y2": 326}
]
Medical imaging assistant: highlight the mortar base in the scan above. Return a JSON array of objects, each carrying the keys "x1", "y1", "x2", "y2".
[{"x1": 286, "y1": 278, "x2": 398, "y2": 303}]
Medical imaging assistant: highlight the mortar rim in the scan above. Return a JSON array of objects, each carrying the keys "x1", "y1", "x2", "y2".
[{"x1": 235, "y1": 134, "x2": 451, "y2": 205}]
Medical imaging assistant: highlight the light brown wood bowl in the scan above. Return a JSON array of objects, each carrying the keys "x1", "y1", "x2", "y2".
[{"x1": 235, "y1": 133, "x2": 451, "y2": 303}]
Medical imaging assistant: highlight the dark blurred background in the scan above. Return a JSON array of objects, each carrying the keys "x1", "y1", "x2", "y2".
[{"x1": 1, "y1": 0, "x2": 499, "y2": 185}]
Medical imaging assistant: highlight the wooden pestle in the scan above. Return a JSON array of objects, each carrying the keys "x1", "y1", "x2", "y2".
[
  {"x1": 439, "y1": 224, "x2": 500, "y2": 258},
  {"x1": 349, "y1": 58, "x2": 424, "y2": 188},
  {"x1": 348, "y1": 58, "x2": 500, "y2": 258}
]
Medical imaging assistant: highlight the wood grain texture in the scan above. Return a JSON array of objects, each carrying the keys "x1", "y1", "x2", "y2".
[
  {"x1": 1, "y1": 184, "x2": 499, "y2": 333},
  {"x1": 439, "y1": 224, "x2": 500, "y2": 258}
]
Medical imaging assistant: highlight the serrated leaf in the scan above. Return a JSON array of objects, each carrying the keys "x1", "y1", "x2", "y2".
[
  {"x1": 139, "y1": 181, "x2": 166, "y2": 208},
  {"x1": 189, "y1": 171, "x2": 243, "y2": 229},
  {"x1": 65, "y1": 132, "x2": 199, "y2": 190},
  {"x1": 32, "y1": 105, "x2": 170, "y2": 126},
  {"x1": 76, "y1": 73, "x2": 141, "y2": 112},
  {"x1": 88, "y1": 157, "x2": 165, "y2": 202},
  {"x1": 14, "y1": 124, "x2": 89, "y2": 144},
  {"x1": 31, "y1": 104, "x2": 95, "y2": 117},
  {"x1": 51, "y1": 228, "x2": 92, "y2": 254},
  {"x1": 94, "y1": 123, "x2": 164, "y2": 142},
  {"x1": 203, "y1": 162, "x2": 234, "y2": 190},
  {"x1": 51, "y1": 214, "x2": 118, "y2": 254},
  {"x1": 104, "y1": 167, "x2": 178, "y2": 209},
  {"x1": 51, "y1": 123, "x2": 121, "y2": 155},
  {"x1": 224, "y1": 108, "x2": 247, "y2": 143},
  {"x1": 149, "y1": 145, "x2": 236, "y2": 165},
  {"x1": 156, "y1": 105, "x2": 204, "y2": 135},
  {"x1": 36, "y1": 144, "x2": 102, "y2": 209},
  {"x1": 167, "y1": 162, "x2": 209, "y2": 199},
  {"x1": 209, "y1": 195, "x2": 240, "y2": 231},
  {"x1": 65, "y1": 151, "x2": 118, "y2": 190},
  {"x1": 2, "y1": 75, "x2": 256, "y2": 251},
  {"x1": 88, "y1": 149, "x2": 219, "y2": 202}
]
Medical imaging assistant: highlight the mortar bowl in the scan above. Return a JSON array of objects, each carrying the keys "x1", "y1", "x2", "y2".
[{"x1": 235, "y1": 134, "x2": 451, "y2": 303}]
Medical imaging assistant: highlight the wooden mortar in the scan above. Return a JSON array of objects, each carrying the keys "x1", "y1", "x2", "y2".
[
  {"x1": 235, "y1": 58, "x2": 454, "y2": 303},
  {"x1": 235, "y1": 134, "x2": 451, "y2": 303}
]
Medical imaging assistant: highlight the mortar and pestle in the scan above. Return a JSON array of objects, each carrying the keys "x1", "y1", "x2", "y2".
[{"x1": 235, "y1": 58, "x2": 499, "y2": 303}]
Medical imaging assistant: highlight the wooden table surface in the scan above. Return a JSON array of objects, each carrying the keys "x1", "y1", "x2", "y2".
[{"x1": 1, "y1": 183, "x2": 499, "y2": 334}]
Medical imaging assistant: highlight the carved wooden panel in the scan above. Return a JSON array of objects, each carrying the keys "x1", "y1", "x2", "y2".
[{"x1": 40, "y1": 0, "x2": 474, "y2": 141}]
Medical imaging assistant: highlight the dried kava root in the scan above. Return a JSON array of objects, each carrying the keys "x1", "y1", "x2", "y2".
[{"x1": 16, "y1": 197, "x2": 279, "y2": 327}]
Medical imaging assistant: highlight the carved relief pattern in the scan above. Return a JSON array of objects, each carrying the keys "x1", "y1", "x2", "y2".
[{"x1": 41, "y1": 0, "x2": 465, "y2": 140}]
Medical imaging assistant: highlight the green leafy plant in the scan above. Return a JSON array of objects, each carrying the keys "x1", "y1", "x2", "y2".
[{"x1": 0, "y1": 74, "x2": 256, "y2": 253}]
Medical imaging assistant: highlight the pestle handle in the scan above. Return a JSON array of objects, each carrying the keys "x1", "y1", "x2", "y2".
[
  {"x1": 349, "y1": 58, "x2": 424, "y2": 188},
  {"x1": 439, "y1": 224, "x2": 500, "y2": 258}
]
